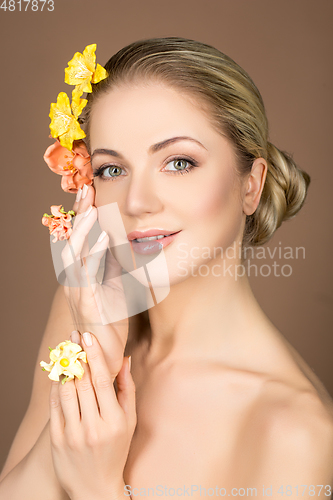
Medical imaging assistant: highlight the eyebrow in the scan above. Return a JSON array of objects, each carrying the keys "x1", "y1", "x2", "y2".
[{"x1": 91, "y1": 136, "x2": 207, "y2": 159}]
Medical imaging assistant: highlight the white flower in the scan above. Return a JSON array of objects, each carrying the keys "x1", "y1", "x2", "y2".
[{"x1": 40, "y1": 340, "x2": 87, "y2": 384}]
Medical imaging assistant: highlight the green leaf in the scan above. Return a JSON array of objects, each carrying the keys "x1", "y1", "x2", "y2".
[
  {"x1": 48, "y1": 346, "x2": 53, "y2": 352},
  {"x1": 59, "y1": 206, "x2": 66, "y2": 214}
]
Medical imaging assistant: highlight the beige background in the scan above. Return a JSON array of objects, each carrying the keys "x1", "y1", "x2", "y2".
[{"x1": 0, "y1": 0, "x2": 332, "y2": 471}]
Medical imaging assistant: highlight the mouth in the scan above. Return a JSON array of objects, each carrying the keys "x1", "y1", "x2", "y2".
[
  {"x1": 133, "y1": 232, "x2": 177, "y2": 242},
  {"x1": 127, "y1": 230, "x2": 182, "y2": 255}
]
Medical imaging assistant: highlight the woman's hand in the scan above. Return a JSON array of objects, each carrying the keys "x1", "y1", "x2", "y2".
[
  {"x1": 62, "y1": 183, "x2": 129, "y2": 377},
  {"x1": 49, "y1": 331, "x2": 136, "y2": 500}
]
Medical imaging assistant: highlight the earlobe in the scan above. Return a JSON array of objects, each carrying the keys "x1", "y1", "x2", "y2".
[{"x1": 243, "y1": 158, "x2": 267, "y2": 216}]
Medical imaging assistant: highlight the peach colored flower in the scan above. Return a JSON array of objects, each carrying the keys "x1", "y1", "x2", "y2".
[
  {"x1": 43, "y1": 139, "x2": 93, "y2": 193},
  {"x1": 42, "y1": 205, "x2": 76, "y2": 243}
]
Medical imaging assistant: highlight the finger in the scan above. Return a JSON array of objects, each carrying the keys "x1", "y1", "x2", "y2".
[
  {"x1": 61, "y1": 207, "x2": 97, "y2": 287},
  {"x1": 72, "y1": 188, "x2": 88, "y2": 259},
  {"x1": 81, "y1": 332, "x2": 121, "y2": 420},
  {"x1": 71, "y1": 203, "x2": 97, "y2": 237},
  {"x1": 98, "y1": 248, "x2": 129, "y2": 325},
  {"x1": 70, "y1": 205, "x2": 97, "y2": 251},
  {"x1": 72, "y1": 183, "x2": 95, "y2": 215},
  {"x1": 80, "y1": 231, "x2": 110, "y2": 285},
  {"x1": 73, "y1": 185, "x2": 96, "y2": 258},
  {"x1": 58, "y1": 377, "x2": 81, "y2": 431},
  {"x1": 70, "y1": 330, "x2": 82, "y2": 346},
  {"x1": 73, "y1": 184, "x2": 96, "y2": 227},
  {"x1": 103, "y1": 247, "x2": 125, "y2": 291},
  {"x1": 74, "y1": 357, "x2": 101, "y2": 424},
  {"x1": 116, "y1": 356, "x2": 136, "y2": 429},
  {"x1": 49, "y1": 381, "x2": 65, "y2": 439},
  {"x1": 72, "y1": 188, "x2": 82, "y2": 214},
  {"x1": 70, "y1": 331, "x2": 98, "y2": 422}
]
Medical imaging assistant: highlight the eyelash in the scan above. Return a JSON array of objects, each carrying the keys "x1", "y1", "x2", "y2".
[{"x1": 93, "y1": 155, "x2": 199, "y2": 181}]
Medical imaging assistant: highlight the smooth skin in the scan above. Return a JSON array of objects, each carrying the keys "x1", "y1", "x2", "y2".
[
  {"x1": 0, "y1": 185, "x2": 136, "y2": 499},
  {"x1": 1, "y1": 79, "x2": 333, "y2": 499},
  {"x1": 49, "y1": 331, "x2": 135, "y2": 500},
  {"x1": 90, "y1": 80, "x2": 333, "y2": 495},
  {"x1": 49, "y1": 204, "x2": 136, "y2": 499}
]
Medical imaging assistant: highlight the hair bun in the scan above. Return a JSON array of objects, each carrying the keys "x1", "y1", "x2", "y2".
[{"x1": 244, "y1": 142, "x2": 311, "y2": 246}]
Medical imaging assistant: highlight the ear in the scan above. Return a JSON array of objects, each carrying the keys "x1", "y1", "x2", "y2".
[{"x1": 242, "y1": 158, "x2": 267, "y2": 216}]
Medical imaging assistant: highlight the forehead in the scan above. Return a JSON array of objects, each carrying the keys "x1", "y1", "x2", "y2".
[{"x1": 89, "y1": 81, "x2": 224, "y2": 153}]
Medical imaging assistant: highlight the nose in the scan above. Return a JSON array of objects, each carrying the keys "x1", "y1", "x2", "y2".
[{"x1": 122, "y1": 169, "x2": 163, "y2": 218}]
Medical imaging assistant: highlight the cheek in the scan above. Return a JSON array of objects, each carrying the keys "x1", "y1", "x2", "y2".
[
  {"x1": 94, "y1": 180, "x2": 104, "y2": 207},
  {"x1": 94, "y1": 180, "x2": 117, "y2": 208},
  {"x1": 184, "y1": 170, "x2": 244, "y2": 247},
  {"x1": 194, "y1": 181, "x2": 230, "y2": 217},
  {"x1": 189, "y1": 166, "x2": 238, "y2": 218}
]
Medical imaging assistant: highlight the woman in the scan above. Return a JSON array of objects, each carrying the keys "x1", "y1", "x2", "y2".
[{"x1": 1, "y1": 37, "x2": 333, "y2": 499}]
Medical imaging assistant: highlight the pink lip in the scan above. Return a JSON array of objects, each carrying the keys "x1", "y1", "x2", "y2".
[
  {"x1": 128, "y1": 230, "x2": 182, "y2": 255},
  {"x1": 127, "y1": 229, "x2": 180, "y2": 241}
]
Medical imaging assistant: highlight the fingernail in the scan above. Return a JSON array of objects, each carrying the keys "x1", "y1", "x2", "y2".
[
  {"x1": 83, "y1": 205, "x2": 93, "y2": 217},
  {"x1": 128, "y1": 355, "x2": 132, "y2": 372},
  {"x1": 82, "y1": 184, "x2": 89, "y2": 199},
  {"x1": 76, "y1": 188, "x2": 82, "y2": 203},
  {"x1": 83, "y1": 332, "x2": 93, "y2": 346},
  {"x1": 71, "y1": 330, "x2": 80, "y2": 344},
  {"x1": 97, "y1": 230, "x2": 107, "y2": 243}
]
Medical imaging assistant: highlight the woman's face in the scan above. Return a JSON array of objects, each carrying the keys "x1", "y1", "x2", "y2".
[{"x1": 89, "y1": 80, "x2": 247, "y2": 286}]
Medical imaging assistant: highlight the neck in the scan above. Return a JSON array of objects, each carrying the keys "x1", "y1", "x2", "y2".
[{"x1": 143, "y1": 254, "x2": 268, "y2": 367}]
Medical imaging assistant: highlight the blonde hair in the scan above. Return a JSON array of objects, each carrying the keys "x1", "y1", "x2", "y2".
[{"x1": 84, "y1": 36, "x2": 310, "y2": 247}]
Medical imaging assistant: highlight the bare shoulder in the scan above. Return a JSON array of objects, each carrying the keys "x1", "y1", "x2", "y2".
[
  {"x1": 267, "y1": 382, "x2": 333, "y2": 454},
  {"x1": 242, "y1": 378, "x2": 333, "y2": 488}
]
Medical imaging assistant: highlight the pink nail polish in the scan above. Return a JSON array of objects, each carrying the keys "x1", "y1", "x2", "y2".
[
  {"x1": 76, "y1": 188, "x2": 82, "y2": 203},
  {"x1": 71, "y1": 330, "x2": 80, "y2": 344},
  {"x1": 82, "y1": 184, "x2": 89, "y2": 199},
  {"x1": 83, "y1": 332, "x2": 93, "y2": 346},
  {"x1": 97, "y1": 231, "x2": 107, "y2": 243}
]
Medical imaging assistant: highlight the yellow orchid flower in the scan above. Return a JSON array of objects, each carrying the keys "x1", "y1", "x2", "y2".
[
  {"x1": 71, "y1": 89, "x2": 88, "y2": 119},
  {"x1": 40, "y1": 340, "x2": 87, "y2": 385},
  {"x1": 65, "y1": 43, "x2": 107, "y2": 97},
  {"x1": 49, "y1": 92, "x2": 86, "y2": 151}
]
